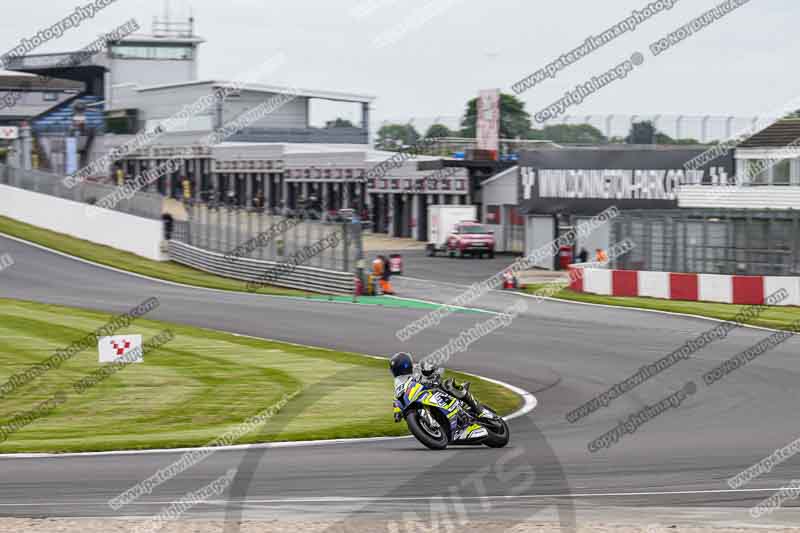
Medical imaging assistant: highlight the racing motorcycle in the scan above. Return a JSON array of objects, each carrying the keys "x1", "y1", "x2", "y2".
[{"x1": 394, "y1": 369, "x2": 510, "y2": 450}]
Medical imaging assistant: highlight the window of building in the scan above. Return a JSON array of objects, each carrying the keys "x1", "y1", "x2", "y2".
[
  {"x1": 110, "y1": 45, "x2": 194, "y2": 60},
  {"x1": 747, "y1": 160, "x2": 769, "y2": 184},
  {"x1": 773, "y1": 159, "x2": 791, "y2": 185}
]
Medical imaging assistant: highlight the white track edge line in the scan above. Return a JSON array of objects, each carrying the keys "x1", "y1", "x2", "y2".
[{"x1": 0, "y1": 487, "x2": 788, "y2": 507}]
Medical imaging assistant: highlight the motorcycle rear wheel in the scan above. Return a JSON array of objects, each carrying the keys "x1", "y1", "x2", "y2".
[{"x1": 407, "y1": 408, "x2": 449, "y2": 450}]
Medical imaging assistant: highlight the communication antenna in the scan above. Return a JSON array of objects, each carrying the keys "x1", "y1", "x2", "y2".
[
  {"x1": 189, "y1": 4, "x2": 195, "y2": 36},
  {"x1": 153, "y1": 0, "x2": 194, "y2": 37}
]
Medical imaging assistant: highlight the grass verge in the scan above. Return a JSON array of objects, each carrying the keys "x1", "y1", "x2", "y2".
[
  {"x1": 523, "y1": 283, "x2": 800, "y2": 331},
  {"x1": 0, "y1": 298, "x2": 521, "y2": 453},
  {"x1": 0, "y1": 215, "x2": 312, "y2": 297}
]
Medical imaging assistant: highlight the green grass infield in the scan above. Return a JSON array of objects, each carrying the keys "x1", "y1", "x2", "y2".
[{"x1": 0, "y1": 298, "x2": 521, "y2": 453}]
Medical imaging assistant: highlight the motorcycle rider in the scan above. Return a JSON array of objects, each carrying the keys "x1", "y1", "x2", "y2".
[{"x1": 390, "y1": 352, "x2": 482, "y2": 422}]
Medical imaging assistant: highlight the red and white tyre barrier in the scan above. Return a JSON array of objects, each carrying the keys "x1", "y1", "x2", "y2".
[{"x1": 568, "y1": 267, "x2": 800, "y2": 306}]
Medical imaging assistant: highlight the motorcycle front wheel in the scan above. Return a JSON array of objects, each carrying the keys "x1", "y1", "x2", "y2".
[
  {"x1": 483, "y1": 416, "x2": 510, "y2": 448},
  {"x1": 406, "y1": 408, "x2": 449, "y2": 450}
]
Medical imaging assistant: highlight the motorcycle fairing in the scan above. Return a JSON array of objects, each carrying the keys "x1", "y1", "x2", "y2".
[{"x1": 396, "y1": 378, "x2": 485, "y2": 440}]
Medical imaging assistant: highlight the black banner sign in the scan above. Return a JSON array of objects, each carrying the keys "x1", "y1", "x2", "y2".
[{"x1": 518, "y1": 148, "x2": 734, "y2": 215}]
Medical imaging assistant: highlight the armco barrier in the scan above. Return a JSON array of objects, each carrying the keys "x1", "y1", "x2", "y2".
[
  {"x1": 569, "y1": 266, "x2": 800, "y2": 306},
  {"x1": 168, "y1": 240, "x2": 355, "y2": 295}
]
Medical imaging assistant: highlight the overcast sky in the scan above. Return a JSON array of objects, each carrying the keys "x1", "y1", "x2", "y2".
[{"x1": 1, "y1": 0, "x2": 796, "y2": 136}]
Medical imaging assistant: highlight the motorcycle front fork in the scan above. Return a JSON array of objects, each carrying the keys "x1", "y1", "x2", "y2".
[{"x1": 421, "y1": 408, "x2": 440, "y2": 428}]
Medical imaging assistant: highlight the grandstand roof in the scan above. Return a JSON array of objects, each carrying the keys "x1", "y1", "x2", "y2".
[
  {"x1": 0, "y1": 70, "x2": 86, "y2": 120},
  {"x1": 0, "y1": 70, "x2": 36, "y2": 78},
  {"x1": 2, "y1": 51, "x2": 106, "y2": 72},
  {"x1": 135, "y1": 79, "x2": 376, "y2": 104},
  {"x1": 0, "y1": 69, "x2": 84, "y2": 91}
]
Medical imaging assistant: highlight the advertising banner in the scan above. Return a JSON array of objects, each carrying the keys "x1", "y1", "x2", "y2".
[
  {"x1": 477, "y1": 89, "x2": 500, "y2": 153},
  {"x1": 518, "y1": 148, "x2": 734, "y2": 214}
]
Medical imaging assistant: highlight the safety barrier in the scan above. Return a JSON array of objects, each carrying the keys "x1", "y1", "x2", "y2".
[
  {"x1": 168, "y1": 240, "x2": 355, "y2": 295},
  {"x1": 569, "y1": 266, "x2": 800, "y2": 306},
  {"x1": 0, "y1": 183, "x2": 167, "y2": 261}
]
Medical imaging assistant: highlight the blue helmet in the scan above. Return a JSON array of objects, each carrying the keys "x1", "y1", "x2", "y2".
[{"x1": 390, "y1": 352, "x2": 413, "y2": 378}]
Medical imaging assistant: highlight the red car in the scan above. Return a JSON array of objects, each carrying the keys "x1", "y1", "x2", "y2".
[{"x1": 446, "y1": 222, "x2": 495, "y2": 259}]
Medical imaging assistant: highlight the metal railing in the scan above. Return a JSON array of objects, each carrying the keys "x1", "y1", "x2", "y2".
[{"x1": 0, "y1": 163, "x2": 163, "y2": 220}]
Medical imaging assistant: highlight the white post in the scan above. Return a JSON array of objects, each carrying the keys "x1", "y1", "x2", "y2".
[
  {"x1": 342, "y1": 182, "x2": 350, "y2": 209},
  {"x1": 412, "y1": 193, "x2": 422, "y2": 240},
  {"x1": 388, "y1": 193, "x2": 396, "y2": 237}
]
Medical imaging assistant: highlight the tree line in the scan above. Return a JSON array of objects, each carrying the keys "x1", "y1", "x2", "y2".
[{"x1": 363, "y1": 93, "x2": 705, "y2": 151}]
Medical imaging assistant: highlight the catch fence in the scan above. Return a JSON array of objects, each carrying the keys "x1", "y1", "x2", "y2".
[
  {"x1": 171, "y1": 204, "x2": 361, "y2": 274},
  {"x1": 611, "y1": 209, "x2": 800, "y2": 276},
  {"x1": 0, "y1": 164, "x2": 163, "y2": 220}
]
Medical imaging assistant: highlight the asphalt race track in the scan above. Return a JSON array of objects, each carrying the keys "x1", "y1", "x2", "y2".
[{"x1": 1, "y1": 233, "x2": 800, "y2": 525}]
